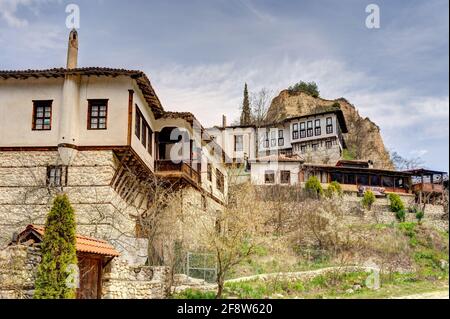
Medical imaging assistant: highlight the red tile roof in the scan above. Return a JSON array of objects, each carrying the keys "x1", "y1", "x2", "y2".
[
  {"x1": 23, "y1": 225, "x2": 120, "y2": 257},
  {"x1": 0, "y1": 67, "x2": 164, "y2": 117}
]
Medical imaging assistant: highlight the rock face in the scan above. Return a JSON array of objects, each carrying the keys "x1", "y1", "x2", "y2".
[{"x1": 266, "y1": 90, "x2": 393, "y2": 169}]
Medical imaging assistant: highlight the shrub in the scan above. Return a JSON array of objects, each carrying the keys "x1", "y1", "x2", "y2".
[
  {"x1": 388, "y1": 193, "x2": 405, "y2": 213},
  {"x1": 34, "y1": 194, "x2": 78, "y2": 299},
  {"x1": 415, "y1": 210, "x2": 425, "y2": 224},
  {"x1": 325, "y1": 181, "x2": 342, "y2": 198},
  {"x1": 305, "y1": 176, "x2": 323, "y2": 198},
  {"x1": 361, "y1": 190, "x2": 376, "y2": 210},
  {"x1": 287, "y1": 81, "x2": 320, "y2": 97},
  {"x1": 395, "y1": 209, "x2": 406, "y2": 223}
]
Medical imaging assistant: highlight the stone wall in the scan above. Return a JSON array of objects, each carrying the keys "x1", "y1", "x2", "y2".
[
  {"x1": 0, "y1": 245, "x2": 40, "y2": 299},
  {"x1": 340, "y1": 194, "x2": 448, "y2": 231},
  {"x1": 0, "y1": 245, "x2": 170, "y2": 299},
  {"x1": 0, "y1": 150, "x2": 147, "y2": 265},
  {"x1": 102, "y1": 260, "x2": 170, "y2": 299}
]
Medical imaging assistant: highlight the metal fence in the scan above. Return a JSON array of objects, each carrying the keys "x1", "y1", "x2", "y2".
[{"x1": 186, "y1": 252, "x2": 217, "y2": 283}]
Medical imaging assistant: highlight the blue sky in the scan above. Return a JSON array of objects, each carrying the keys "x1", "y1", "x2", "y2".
[{"x1": 0, "y1": 0, "x2": 448, "y2": 171}]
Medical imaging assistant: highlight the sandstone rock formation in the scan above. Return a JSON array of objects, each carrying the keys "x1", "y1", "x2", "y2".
[{"x1": 265, "y1": 90, "x2": 393, "y2": 169}]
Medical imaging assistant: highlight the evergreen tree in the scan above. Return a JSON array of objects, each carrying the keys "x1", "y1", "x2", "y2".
[
  {"x1": 240, "y1": 83, "x2": 251, "y2": 125},
  {"x1": 34, "y1": 194, "x2": 78, "y2": 299}
]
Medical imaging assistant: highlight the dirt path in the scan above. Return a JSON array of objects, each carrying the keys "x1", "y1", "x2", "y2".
[{"x1": 392, "y1": 290, "x2": 449, "y2": 299}]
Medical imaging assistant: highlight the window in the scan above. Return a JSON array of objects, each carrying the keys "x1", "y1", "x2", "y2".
[
  {"x1": 135, "y1": 105, "x2": 153, "y2": 155},
  {"x1": 325, "y1": 140, "x2": 332, "y2": 149},
  {"x1": 314, "y1": 119, "x2": 321, "y2": 136},
  {"x1": 307, "y1": 121, "x2": 313, "y2": 137},
  {"x1": 264, "y1": 171, "x2": 275, "y2": 184},
  {"x1": 292, "y1": 123, "x2": 299, "y2": 140},
  {"x1": 201, "y1": 195, "x2": 207, "y2": 211},
  {"x1": 312, "y1": 143, "x2": 319, "y2": 151},
  {"x1": 32, "y1": 100, "x2": 52, "y2": 130},
  {"x1": 135, "y1": 106, "x2": 141, "y2": 139},
  {"x1": 207, "y1": 163, "x2": 212, "y2": 182},
  {"x1": 382, "y1": 176, "x2": 394, "y2": 188},
  {"x1": 370, "y1": 175, "x2": 381, "y2": 186},
  {"x1": 300, "y1": 144, "x2": 307, "y2": 154},
  {"x1": 264, "y1": 132, "x2": 269, "y2": 148},
  {"x1": 278, "y1": 130, "x2": 284, "y2": 146},
  {"x1": 147, "y1": 126, "x2": 153, "y2": 155},
  {"x1": 216, "y1": 169, "x2": 224, "y2": 193},
  {"x1": 142, "y1": 122, "x2": 147, "y2": 147},
  {"x1": 300, "y1": 122, "x2": 306, "y2": 138},
  {"x1": 281, "y1": 170, "x2": 291, "y2": 184},
  {"x1": 87, "y1": 100, "x2": 108, "y2": 129},
  {"x1": 270, "y1": 131, "x2": 276, "y2": 147},
  {"x1": 326, "y1": 117, "x2": 333, "y2": 134},
  {"x1": 234, "y1": 135, "x2": 244, "y2": 152},
  {"x1": 46, "y1": 166, "x2": 66, "y2": 187}
]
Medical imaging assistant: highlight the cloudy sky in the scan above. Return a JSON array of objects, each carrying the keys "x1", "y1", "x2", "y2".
[{"x1": 0, "y1": 0, "x2": 448, "y2": 171}]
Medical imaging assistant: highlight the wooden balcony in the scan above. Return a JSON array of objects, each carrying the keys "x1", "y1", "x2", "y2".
[
  {"x1": 412, "y1": 183, "x2": 444, "y2": 193},
  {"x1": 155, "y1": 160, "x2": 201, "y2": 185}
]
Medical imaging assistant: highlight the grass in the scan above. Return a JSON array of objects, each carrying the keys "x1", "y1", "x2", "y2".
[{"x1": 173, "y1": 222, "x2": 448, "y2": 299}]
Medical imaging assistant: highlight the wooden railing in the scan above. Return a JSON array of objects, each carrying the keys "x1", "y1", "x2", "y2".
[
  {"x1": 412, "y1": 183, "x2": 444, "y2": 193},
  {"x1": 156, "y1": 160, "x2": 200, "y2": 184}
]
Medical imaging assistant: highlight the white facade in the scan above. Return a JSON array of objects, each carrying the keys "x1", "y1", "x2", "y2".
[{"x1": 250, "y1": 158, "x2": 301, "y2": 185}]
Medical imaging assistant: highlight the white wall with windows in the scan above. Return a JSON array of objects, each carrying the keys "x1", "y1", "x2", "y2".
[{"x1": 250, "y1": 160, "x2": 301, "y2": 185}]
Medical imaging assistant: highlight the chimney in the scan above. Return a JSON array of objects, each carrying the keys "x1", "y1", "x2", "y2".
[
  {"x1": 66, "y1": 29, "x2": 78, "y2": 69},
  {"x1": 222, "y1": 115, "x2": 227, "y2": 128}
]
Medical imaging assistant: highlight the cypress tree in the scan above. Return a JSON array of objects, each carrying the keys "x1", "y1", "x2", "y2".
[
  {"x1": 34, "y1": 194, "x2": 78, "y2": 299},
  {"x1": 240, "y1": 83, "x2": 251, "y2": 125}
]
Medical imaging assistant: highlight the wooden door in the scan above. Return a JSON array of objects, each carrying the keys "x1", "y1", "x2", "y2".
[{"x1": 77, "y1": 254, "x2": 102, "y2": 299}]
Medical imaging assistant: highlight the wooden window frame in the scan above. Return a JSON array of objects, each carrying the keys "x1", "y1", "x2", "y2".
[
  {"x1": 292, "y1": 123, "x2": 299, "y2": 140},
  {"x1": 207, "y1": 163, "x2": 212, "y2": 182},
  {"x1": 314, "y1": 119, "x2": 321, "y2": 136},
  {"x1": 325, "y1": 140, "x2": 332, "y2": 149},
  {"x1": 264, "y1": 171, "x2": 275, "y2": 184},
  {"x1": 32, "y1": 100, "x2": 53, "y2": 131},
  {"x1": 280, "y1": 170, "x2": 291, "y2": 184},
  {"x1": 307, "y1": 121, "x2": 313, "y2": 137},
  {"x1": 46, "y1": 166, "x2": 67, "y2": 187},
  {"x1": 299, "y1": 122, "x2": 306, "y2": 138},
  {"x1": 234, "y1": 135, "x2": 244, "y2": 152},
  {"x1": 147, "y1": 126, "x2": 153, "y2": 156},
  {"x1": 87, "y1": 99, "x2": 108, "y2": 130},
  {"x1": 135, "y1": 105, "x2": 141, "y2": 140},
  {"x1": 216, "y1": 169, "x2": 225, "y2": 193},
  {"x1": 326, "y1": 117, "x2": 333, "y2": 134}
]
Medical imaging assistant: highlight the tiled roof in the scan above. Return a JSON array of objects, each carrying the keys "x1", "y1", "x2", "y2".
[
  {"x1": 256, "y1": 154, "x2": 304, "y2": 163},
  {"x1": 23, "y1": 225, "x2": 120, "y2": 257},
  {"x1": 0, "y1": 67, "x2": 164, "y2": 117}
]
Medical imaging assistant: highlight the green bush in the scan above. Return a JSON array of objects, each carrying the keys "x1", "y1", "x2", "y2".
[
  {"x1": 388, "y1": 193, "x2": 405, "y2": 213},
  {"x1": 395, "y1": 209, "x2": 406, "y2": 223},
  {"x1": 361, "y1": 190, "x2": 376, "y2": 210},
  {"x1": 287, "y1": 81, "x2": 320, "y2": 97},
  {"x1": 34, "y1": 194, "x2": 78, "y2": 299},
  {"x1": 415, "y1": 210, "x2": 425, "y2": 224},
  {"x1": 325, "y1": 181, "x2": 342, "y2": 198},
  {"x1": 304, "y1": 176, "x2": 323, "y2": 198}
]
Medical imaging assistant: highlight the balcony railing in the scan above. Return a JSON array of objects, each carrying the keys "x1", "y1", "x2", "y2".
[
  {"x1": 412, "y1": 183, "x2": 444, "y2": 193},
  {"x1": 155, "y1": 160, "x2": 200, "y2": 184}
]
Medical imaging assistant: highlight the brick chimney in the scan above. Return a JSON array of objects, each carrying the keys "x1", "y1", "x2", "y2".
[
  {"x1": 66, "y1": 29, "x2": 78, "y2": 69},
  {"x1": 222, "y1": 115, "x2": 227, "y2": 128}
]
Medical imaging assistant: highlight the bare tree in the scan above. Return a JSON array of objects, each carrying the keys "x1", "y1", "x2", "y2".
[
  {"x1": 194, "y1": 177, "x2": 266, "y2": 298},
  {"x1": 390, "y1": 151, "x2": 424, "y2": 171},
  {"x1": 250, "y1": 88, "x2": 273, "y2": 127}
]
